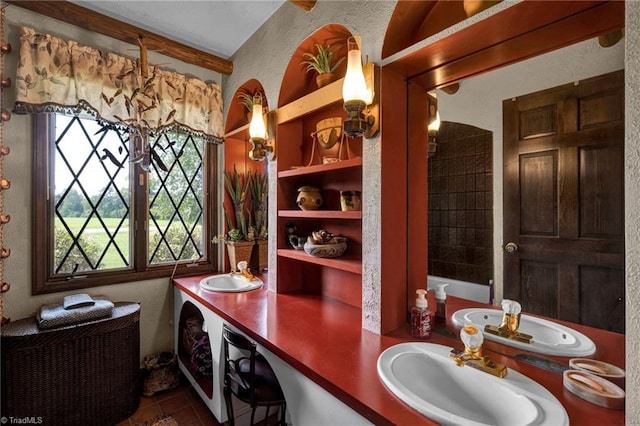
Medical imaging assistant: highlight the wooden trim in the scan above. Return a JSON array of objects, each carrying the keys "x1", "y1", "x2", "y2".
[
  {"x1": 277, "y1": 157, "x2": 362, "y2": 178},
  {"x1": 6, "y1": 0, "x2": 234, "y2": 75},
  {"x1": 278, "y1": 210, "x2": 362, "y2": 219},
  {"x1": 276, "y1": 63, "x2": 379, "y2": 125},
  {"x1": 385, "y1": 1, "x2": 623, "y2": 91},
  {"x1": 277, "y1": 249, "x2": 362, "y2": 274},
  {"x1": 289, "y1": 0, "x2": 317, "y2": 12},
  {"x1": 276, "y1": 77, "x2": 344, "y2": 125},
  {"x1": 31, "y1": 114, "x2": 52, "y2": 295},
  {"x1": 224, "y1": 123, "x2": 249, "y2": 139}
]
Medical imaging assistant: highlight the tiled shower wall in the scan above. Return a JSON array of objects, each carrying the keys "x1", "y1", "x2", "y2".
[{"x1": 428, "y1": 121, "x2": 493, "y2": 285}]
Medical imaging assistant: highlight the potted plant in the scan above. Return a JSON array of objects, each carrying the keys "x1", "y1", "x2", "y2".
[
  {"x1": 301, "y1": 43, "x2": 345, "y2": 89},
  {"x1": 224, "y1": 165, "x2": 254, "y2": 271},
  {"x1": 236, "y1": 90, "x2": 264, "y2": 122},
  {"x1": 251, "y1": 170, "x2": 268, "y2": 271}
]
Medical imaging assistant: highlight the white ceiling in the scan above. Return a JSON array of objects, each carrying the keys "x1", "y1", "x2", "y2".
[{"x1": 71, "y1": 0, "x2": 286, "y2": 59}]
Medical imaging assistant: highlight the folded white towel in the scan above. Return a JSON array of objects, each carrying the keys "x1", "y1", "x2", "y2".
[
  {"x1": 63, "y1": 293, "x2": 95, "y2": 309},
  {"x1": 38, "y1": 298, "x2": 114, "y2": 329}
]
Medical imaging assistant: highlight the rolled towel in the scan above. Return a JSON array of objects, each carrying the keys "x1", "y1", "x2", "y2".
[
  {"x1": 63, "y1": 293, "x2": 95, "y2": 309},
  {"x1": 37, "y1": 297, "x2": 114, "y2": 329}
]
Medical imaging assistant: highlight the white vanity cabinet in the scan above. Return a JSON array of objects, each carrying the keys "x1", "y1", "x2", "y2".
[
  {"x1": 257, "y1": 348, "x2": 373, "y2": 426},
  {"x1": 173, "y1": 286, "x2": 371, "y2": 425},
  {"x1": 173, "y1": 287, "x2": 227, "y2": 422}
]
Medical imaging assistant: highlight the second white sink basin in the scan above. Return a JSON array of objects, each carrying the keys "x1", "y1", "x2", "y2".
[
  {"x1": 199, "y1": 274, "x2": 263, "y2": 292},
  {"x1": 452, "y1": 308, "x2": 596, "y2": 357},
  {"x1": 378, "y1": 342, "x2": 568, "y2": 426}
]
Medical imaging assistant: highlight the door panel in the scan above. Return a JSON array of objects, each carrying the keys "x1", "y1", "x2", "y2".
[
  {"x1": 579, "y1": 265, "x2": 624, "y2": 332},
  {"x1": 579, "y1": 144, "x2": 623, "y2": 238},
  {"x1": 519, "y1": 260, "x2": 558, "y2": 318},
  {"x1": 503, "y1": 70, "x2": 624, "y2": 333},
  {"x1": 519, "y1": 151, "x2": 558, "y2": 236}
]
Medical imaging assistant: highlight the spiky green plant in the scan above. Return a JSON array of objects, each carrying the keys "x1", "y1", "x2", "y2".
[
  {"x1": 224, "y1": 165, "x2": 252, "y2": 241},
  {"x1": 251, "y1": 171, "x2": 268, "y2": 240},
  {"x1": 301, "y1": 44, "x2": 344, "y2": 75},
  {"x1": 236, "y1": 90, "x2": 264, "y2": 112}
]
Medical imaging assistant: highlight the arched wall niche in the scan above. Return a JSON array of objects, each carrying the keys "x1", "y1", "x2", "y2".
[
  {"x1": 225, "y1": 79, "x2": 269, "y2": 134},
  {"x1": 278, "y1": 24, "x2": 352, "y2": 107},
  {"x1": 223, "y1": 79, "x2": 268, "y2": 248},
  {"x1": 224, "y1": 79, "x2": 268, "y2": 176}
]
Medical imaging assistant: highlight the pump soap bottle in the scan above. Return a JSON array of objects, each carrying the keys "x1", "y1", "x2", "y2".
[
  {"x1": 411, "y1": 289, "x2": 432, "y2": 338},
  {"x1": 435, "y1": 284, "x2": 449, "y2": 327}
]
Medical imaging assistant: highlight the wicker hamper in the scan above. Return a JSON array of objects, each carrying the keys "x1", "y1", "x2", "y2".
[{"x1": 0, "y1": 302, "x2": 141, "y2": 426}]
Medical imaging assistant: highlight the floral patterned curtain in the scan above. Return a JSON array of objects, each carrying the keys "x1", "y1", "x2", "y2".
[{"x1": 13, "y1": 27, "x2": 223, "y2": 143}]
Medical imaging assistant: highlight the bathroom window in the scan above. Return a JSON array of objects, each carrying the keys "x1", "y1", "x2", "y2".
[{"x1": 32, "y1": 112, "x2": 218, "y2": 293}]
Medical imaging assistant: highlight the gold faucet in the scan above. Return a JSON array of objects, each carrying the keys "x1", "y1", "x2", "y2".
[
  {"x1": 450, "y1": 324, "x2": 508, "y2": 378},
  {"x1": 484, "y1": 299, "x2": 533, "y2": 344},
  {"x1": 230, "y1": 261, "x2": 255, "y2": 281}
]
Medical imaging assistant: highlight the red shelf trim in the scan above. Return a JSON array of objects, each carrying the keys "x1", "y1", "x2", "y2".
[
  {"x1": 278, "y1": 210, "x2": 362, "y2": 219},
  {"x1": 277, "y1": 249, "x2": 362, "y2": 274},
  {"x1": 278, "y1": 157, "x2": 362, "y2": 178}
]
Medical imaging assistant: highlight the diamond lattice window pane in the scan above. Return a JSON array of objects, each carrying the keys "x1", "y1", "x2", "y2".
[
  {"x1": 53, "y1": 114, "x2": 131, "y2": 274},
  {"x1": 148, "y1": 132, "x2": 205, "y2": 264}
]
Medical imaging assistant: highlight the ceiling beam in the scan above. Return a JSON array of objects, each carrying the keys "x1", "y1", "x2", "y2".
[{"x1": 6, "y1": 0, "x2": 234, "y2": 75}]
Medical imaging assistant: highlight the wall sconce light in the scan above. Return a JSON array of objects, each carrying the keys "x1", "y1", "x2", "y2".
[
  {"x1": 342, "y1": 36, "x2": 379, "y2": 139},
  {"x1": 428, "y1": 111, "x2": 440, "y2": 158},
  {"x1": 248, "y1": 93, "x2": 275, "y2": 161}
]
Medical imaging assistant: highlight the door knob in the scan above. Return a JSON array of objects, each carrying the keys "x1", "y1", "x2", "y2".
[{"x1": 504, "y1": 242, "x2": 519, "y2": 253}]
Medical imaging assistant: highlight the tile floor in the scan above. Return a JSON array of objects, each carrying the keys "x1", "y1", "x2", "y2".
[{"x1": 116, "y1": 376, "x2": 222, "y2": 426}]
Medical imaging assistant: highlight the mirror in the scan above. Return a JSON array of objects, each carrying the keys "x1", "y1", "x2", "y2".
[{"x1": 418, "y1": 36, "x2": 624, "y2": 332}]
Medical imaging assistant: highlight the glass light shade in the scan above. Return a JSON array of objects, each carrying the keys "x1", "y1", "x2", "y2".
[
  {"x1": 342, "y1": 37, "x2": 368, "y2": 104},
  {"x1": 249, "y1": 96, "x2": 267, "y2": 140},
  {"x1": 428, "y1": 111, "x2": 441, "y2": 133}
]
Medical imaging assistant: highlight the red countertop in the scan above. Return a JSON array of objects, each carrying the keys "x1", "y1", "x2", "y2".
[{"x1": 173, "y1": 274, "x2": 625, "y2": 425}]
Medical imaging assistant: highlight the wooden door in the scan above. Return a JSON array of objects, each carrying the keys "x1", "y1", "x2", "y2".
[{"x1": 503, "y1": 70, "x2": 624, "y2": 333}]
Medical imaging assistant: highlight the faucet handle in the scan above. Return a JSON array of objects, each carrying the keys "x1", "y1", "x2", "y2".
[
  {"x1": 237, "y1": 260, "x2": 248, "y2": 271},
  {"x1": 501, "y1": 299, "x2": 521, "y2": 314},
  {"x1": 454, "y1": 323, "x2": 508, "y2": 378},
  {"x1": 460, "y1": 324, "x2": 484, "y2": 351},
  {"x1": 485, "y1": 299, "x2": 533, "y2": 344}
]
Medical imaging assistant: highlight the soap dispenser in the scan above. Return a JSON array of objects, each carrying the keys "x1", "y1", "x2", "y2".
[
  {"x1": 411, "y1": 289, "x2": 432, "y2": 339},
  {"x1": 435, "y1": 283, "x2": 448, "y2": 326}
]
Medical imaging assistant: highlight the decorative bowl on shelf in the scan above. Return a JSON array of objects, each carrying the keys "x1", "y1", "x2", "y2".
[{"x1": 304, "y1": 236, "x2": 347, "y2": 258}]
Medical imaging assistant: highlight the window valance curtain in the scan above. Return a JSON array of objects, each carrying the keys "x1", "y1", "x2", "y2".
[{"x1": 13, "y1": 27, "x2": 224, "y2": 143}]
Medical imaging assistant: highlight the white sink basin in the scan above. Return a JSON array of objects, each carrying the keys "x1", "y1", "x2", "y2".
[
  {"x1": 377, "y1": 342, "x2": 568, "y2": 426},
  {"x1": 199, "y1": 274, "x2": 263, "y2": 292},
  {"x1": 452, "y1": 308, "x2": 596, "y2": 357}
]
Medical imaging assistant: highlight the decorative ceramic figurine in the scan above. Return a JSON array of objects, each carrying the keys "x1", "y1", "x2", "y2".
[{"x1": 296, "y1": 186, "x2": 322, "y2": 210}]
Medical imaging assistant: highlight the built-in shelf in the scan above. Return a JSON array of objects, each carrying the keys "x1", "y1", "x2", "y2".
[
  {"x1": 278, "y1": 157, "x2": 362, "y2": 178},
  {"x1": 224, "y1": 123, "x2": 249, "y2": 139},
  {"x1": 275, "y1": 29, "x2": 363, "y2": 307},
  {"x1": 277, "y1": 249, "x2": 362, "y2": 275},
  {"x1": 278, "y1": 210, "x2": 362, "y2": 219},
  {"x1": 276, "y1": 77, "x2": 344, "y2": 125}
]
